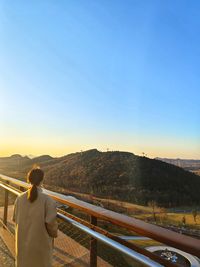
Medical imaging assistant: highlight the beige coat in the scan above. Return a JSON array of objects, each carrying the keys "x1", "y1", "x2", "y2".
[{"x1": 12, "y1": 187, "x2": 58, "y2": 267}]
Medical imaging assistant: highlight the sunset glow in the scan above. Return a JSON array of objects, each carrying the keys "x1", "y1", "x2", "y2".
[{"x1": 1, "y1": 1, "x2": 200, "y2": 159}]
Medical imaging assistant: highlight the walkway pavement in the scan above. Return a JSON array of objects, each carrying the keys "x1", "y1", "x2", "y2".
[
  {"x1": 0, "y1": 205, "x2": 111, "y2": 267},
  {"x1": 0, "y1": 236, "x2": 14, "y2": 267}
]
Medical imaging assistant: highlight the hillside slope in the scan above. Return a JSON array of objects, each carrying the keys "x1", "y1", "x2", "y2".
[{"x1": 0, "y1": 149, "x2": 200, "y2": 207}]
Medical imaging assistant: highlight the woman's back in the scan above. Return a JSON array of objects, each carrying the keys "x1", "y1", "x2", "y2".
[{"x1": 13, "y1": 186, "x2": 58, "y2": 267}]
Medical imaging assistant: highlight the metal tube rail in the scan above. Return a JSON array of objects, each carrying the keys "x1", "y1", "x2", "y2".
[
  {"x1": 57, "y1": 212, "x2": 163, "y2": 267},
  {"x1": 0, "y1": 181, "x2": 164, "y2": 267},
  {"x1": 1, "y1": 174, "x2": 200, "y2": 258},
  {"x1": 57, "y1": 209, "x2": 177, "y2": 267},
  {"x1": 0, "y1": 179, "x2": 177, "y2": 267},
  {"x1": 0, "y1": 182, "x2": 21, "y2": 196}
]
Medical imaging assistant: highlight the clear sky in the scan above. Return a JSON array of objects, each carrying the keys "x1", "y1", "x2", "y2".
[{"x1": 0, "y1": 0, "x2": 200, "y2": 159}]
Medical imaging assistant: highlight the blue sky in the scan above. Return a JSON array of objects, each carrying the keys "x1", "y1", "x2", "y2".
[{"x1": 0, "y1": 1, "x2": 200, "y2": 158}]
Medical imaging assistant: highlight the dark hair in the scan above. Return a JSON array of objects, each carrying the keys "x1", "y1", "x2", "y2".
[{"x1": 27, "y1": 168, "x2": 44, "y2": 203}]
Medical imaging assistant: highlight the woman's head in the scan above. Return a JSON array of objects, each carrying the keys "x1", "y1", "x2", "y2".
[
  {"x1": 27, "y1": 167, "x2": 44, "y2": 185},
  {"x1": 27, "y1": 167, "x2": 44, "y2": 203}
]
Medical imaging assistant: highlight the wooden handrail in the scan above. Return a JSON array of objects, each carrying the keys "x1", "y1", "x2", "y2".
[
  {"x1": 1, "y1": 174, "x2": 200, "y2": 258},
  {"x1": 0, "y1": 181, "x2": 175, "y2": 267}
]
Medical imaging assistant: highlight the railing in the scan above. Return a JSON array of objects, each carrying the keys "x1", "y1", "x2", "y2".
[{"x1": 0, "y1": 173, "x2": 200, "y2": 267}]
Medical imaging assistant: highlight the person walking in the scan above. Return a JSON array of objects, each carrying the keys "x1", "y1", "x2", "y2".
[{"x1": 12, "y1": 167, "x2": 58, "y2": 267}]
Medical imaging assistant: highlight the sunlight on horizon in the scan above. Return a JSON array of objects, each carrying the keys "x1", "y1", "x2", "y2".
[
  {"x1": 1, "y1": 1, "x2": 200, "y2": 160},
  {"x1": 0, "y1": 134, "x2": 200, "y2": 159}
]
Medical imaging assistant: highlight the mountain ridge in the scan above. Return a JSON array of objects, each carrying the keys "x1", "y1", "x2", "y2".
[{"x1": 0, "y1": 149, "x2": 200, "y2": 207}]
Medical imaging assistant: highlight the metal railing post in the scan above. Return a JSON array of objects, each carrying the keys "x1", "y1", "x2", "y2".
[
  {"x1": 1, "y1": 174, "x2": 200, "y2": 260},
  {"x1": 90, "y1": 215, "x2": 97, "y2": 267},
  {"x1": 3, "y1": 181, "x2": 9, "y2": 227}
]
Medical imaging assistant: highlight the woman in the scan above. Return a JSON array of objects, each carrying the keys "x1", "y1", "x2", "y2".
[{"x1": 12, "y1": 167, "x2": 58, "y2": 267}]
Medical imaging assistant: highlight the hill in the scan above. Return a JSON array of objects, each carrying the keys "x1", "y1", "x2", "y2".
[{"x1": 0, "y1": 150, "x2": 200, "y2": 207}]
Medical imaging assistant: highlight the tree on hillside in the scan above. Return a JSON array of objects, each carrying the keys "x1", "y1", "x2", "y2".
[
  {"x1": 192, "y1": 209, "x2": 198, "y2": 224},
  {"x1": 148, "y1": 200, "x2": 157, "y2": 222},
  {"x1": 182, "y1": 215, "x2": 186, "y2": 226},
  {"x1": 159, "y1": 207, "x2": 168, "y2": 225}
]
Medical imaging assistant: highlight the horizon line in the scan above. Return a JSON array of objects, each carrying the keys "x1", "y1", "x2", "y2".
[{"x1": 1, "y1": 149, "x2": 200, "y2": 161}]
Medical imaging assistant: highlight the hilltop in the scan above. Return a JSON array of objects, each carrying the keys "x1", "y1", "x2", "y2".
[{"x1": 0, "y1": 149, "x2": 200, "y2": 207}]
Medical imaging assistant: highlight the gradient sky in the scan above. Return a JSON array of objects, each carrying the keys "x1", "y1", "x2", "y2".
[{"x1": 0, "y1": 1, "x2": 200, "y2": 158}]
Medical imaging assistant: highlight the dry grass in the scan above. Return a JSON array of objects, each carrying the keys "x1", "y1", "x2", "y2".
[
  {"x1": 134, "y1": 212, "x2": 200, "y2": 229},
  {"x1": 94, "y1": 197, "x2": 156, "y2": 212},
  {"x1": 130, "y1": 239, "x2": 162, "y2": 248}
]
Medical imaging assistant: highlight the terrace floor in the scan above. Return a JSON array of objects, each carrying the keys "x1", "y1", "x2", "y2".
[
  {"x1": 0, "y1": 206, "x2": 112, "y2": 267},
  {"x1": 0, "y1": 235, "x2": 14, "y2": 267}
]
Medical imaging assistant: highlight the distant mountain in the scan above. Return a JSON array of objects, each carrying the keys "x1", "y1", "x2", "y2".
[
  {"x1": 10, "y1": 154, "x2": 27, "y2": 159},
  {"x1": 26, "y1": 154, "x2": 36, "y2": 159},
  {"x1": 29, "y1": 155, "x2": 54, "y2": 164},
  {"x1": 0, "y1": 154, "x2": 53, "y2": 179},
  {"x1": 0, "y1": 154, "x2": 30, "y2": 165},
  {"x1": 156, "y1": 157, "x2": 200, "y2": 171},
  {"x1": 1, "y1": 150, "x2": 200, "y2": 207}
]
